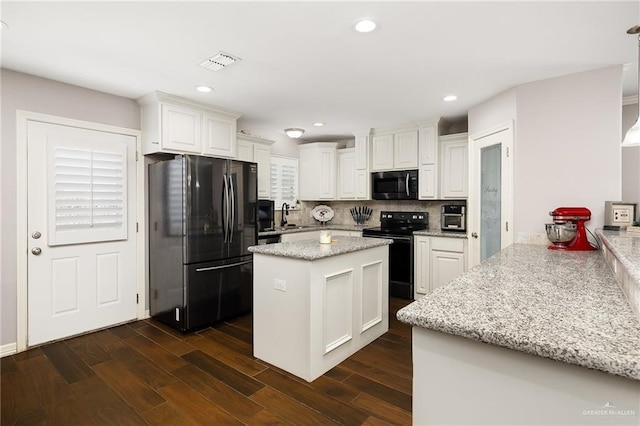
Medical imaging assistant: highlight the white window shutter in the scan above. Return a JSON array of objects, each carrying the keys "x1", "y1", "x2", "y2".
[
  {"x1": 269, "y1": 156, "x2": 298, "y2": 208},
  {"x1": 48, "y1": 146, "x2": 127, "y2": 245}
]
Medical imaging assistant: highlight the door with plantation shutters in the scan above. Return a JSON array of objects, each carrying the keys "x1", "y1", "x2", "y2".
[{"x1": 27, "y1": 121, "x2": 137, "y2": 346}]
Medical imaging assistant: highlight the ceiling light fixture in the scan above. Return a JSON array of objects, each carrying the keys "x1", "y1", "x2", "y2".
[
  {"x1": 443, "y1": 95, "x2": 458, "y2": 102},
  {"x1": 353, "y1": 18, "x2": 378, "y2": 33},
  {"x1": 196, "y1": 85, "x2": 212, "y2": 93},
  {"x1": 313, "y1": 122, "x2": 325, "y2": 127},
  {"x1": 623, "y1": 25, "x2": 640, "y2": 147},
  {"x1": 285, "y1": 128, "x2": 305, "y2": 139}
]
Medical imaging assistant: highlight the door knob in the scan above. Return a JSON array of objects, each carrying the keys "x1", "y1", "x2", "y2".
[
  {"x1": 471, "y1": 232, "x2": 478, "y2": 239},
  {"x1": 32, "y1": 231, "x2": 42, "y2": 239},
  {"x1": 31, "y1": 247, "x2": 42, "y2": 255}
]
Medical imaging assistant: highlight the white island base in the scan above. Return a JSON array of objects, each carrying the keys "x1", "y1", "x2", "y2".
[
  {"x1": 252, "y1": 243, "x2": 389, "y2": 382},
  {"x1": 413, "y1": 328, "x2": 640, "y2": 425}
]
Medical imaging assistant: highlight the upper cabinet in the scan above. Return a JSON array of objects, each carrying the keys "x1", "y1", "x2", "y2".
[
  {"x1": 416, "y1": 117, "x2": 468, "y2": 200},
  {"x1": 236, "y1": 133, "x2": 274, "y2": 199},
  {"x1": 337, "y1": 147, "x2": 369, "y2": 200},
  {"x1": 440, "y1": 133, "x2": 468, "y2": 199},
  {"x1": 371, "y1": 127, "x2": 418, "y2": 171},
  {"x1": 298, "y1": 142, "x2": 338, "y2": 200},
  {"x1": 138, "y1": 91, "x2": 241, "y2": 158}
]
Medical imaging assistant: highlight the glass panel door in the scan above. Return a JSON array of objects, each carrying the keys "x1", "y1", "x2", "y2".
[{"x1": 480, "y1": 145, "x2": 502, "y2": 261}]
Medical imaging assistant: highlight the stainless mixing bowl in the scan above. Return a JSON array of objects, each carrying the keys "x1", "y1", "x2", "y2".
[{"x1": 545, "y1": 222, "x2": 577, "y2": 244}]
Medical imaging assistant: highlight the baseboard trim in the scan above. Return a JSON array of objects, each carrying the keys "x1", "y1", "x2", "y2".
[{"x1": 1, "y1": 342, "x2": 17, "y2": 358}]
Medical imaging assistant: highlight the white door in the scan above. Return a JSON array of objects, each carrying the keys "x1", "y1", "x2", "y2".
[
  {"x1": 27, "y1": 121, "x2": 137, "y2": 346},
  {"x1": 468, "y1": 123, "x2": 514, "y2": 268}
]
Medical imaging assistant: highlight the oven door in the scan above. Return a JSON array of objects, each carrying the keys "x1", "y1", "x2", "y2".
[{"x1": 362, "y1": 232, "x2": 414, "y2": 299}]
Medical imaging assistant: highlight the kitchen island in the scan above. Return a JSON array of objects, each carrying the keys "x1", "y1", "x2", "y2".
[
  {"x1": 398, "y1": 242, "x2": 640, "y2": 425},
  {"x1": 248, "y1": 236, "x2": 391, "y2": 382}
]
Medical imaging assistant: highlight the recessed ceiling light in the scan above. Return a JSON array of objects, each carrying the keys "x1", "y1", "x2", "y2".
[
  {"x1": 313, "y1": 122, "x2": 325, "y2": 127},
  {"x1": 353, "y1": 18, "x2": 378, "y2": 33},
  {"x1": 443, "y1": 95, "x2": 458, "y2": 102},
  {"x1": 196, "y1": 85, "x2": 213, "y2": 93}
]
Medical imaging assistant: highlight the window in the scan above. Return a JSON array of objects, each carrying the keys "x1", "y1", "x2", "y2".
[
  {"x1": 49, "y1": 146, "x2": 127, "y2": 245},
  {"x1": 270, "y1": 155, "x2": 298, "y2": 209}
]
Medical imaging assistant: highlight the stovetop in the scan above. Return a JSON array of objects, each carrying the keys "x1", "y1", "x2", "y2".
[{"x1": 362, "y1": 211, "x2": 428, "y2": 236}]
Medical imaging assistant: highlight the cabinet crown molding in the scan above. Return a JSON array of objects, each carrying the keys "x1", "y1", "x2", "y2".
[
  {"x1": 298, "y1": 142, "x2": 340, "y2": 149},
  {"x1": 236, "y1": 132, "x2": 275, "y2": 145},
  {"x1": 137, "y1": 91, "x2": 242, "y2": 120}
]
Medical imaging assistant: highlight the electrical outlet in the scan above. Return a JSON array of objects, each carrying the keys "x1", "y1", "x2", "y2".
[{"x1": 274, "y1": 279, "x2": 287, "y2": 292}]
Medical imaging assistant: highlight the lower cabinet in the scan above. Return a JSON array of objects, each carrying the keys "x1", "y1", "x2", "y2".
[{"x1": 414, "y1": 236, "x2": 467, "y2": 298}]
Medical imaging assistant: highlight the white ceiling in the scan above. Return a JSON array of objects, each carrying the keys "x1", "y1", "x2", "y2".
[{"x1": 1, "y1": 1, "x2": 638, "y2": 142}]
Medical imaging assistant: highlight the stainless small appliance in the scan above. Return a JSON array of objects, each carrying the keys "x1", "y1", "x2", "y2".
[
  {"x1": 441, "y1": 205, "x2": 466, "y2": 232},
  {"x1": 362, "y1": 211, "x2": 428, "y2": 299},
  {"x1": 371, "y1": 170, "x2": 418, "y2": 200}
]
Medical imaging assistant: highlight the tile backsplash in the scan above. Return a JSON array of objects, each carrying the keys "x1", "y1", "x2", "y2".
[{"x1": 275, "y1": 200, "x2": 466, "y2": 230}]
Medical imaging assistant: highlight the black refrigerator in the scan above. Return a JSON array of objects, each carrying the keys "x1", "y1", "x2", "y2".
[{"x1": 149, "y1": 154, "x2": 257, "y2": 332}]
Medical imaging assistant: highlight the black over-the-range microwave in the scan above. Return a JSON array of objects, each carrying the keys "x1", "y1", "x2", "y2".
[{"x1": 371, "y1": 169, "x2": 418, "y2": 200}]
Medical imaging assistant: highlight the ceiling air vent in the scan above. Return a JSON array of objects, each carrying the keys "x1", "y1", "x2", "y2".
[{"x1": 199, "y1": 51, "x2": 241, "y2": 71}]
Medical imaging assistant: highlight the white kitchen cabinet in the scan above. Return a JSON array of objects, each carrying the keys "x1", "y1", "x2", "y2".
[
  {"x1": 338, "y1": 148, "x2": 369, "y2": 200},
  {"x1": 338, "y1": 149, "x2": 356, "y2": 199},
  {"x1": 418, "y1": 164, "x2": 437, "y2": 199},
  {"x1": 371, "y1": 134, "x2": 394, "y2": 171},
  {"x1": 414, "y1": 236, "x2": 430, "y2": 296},
  {"x1": 371, "y1": 128, "x2": 418, "y2": 171},
  {"x1": 414, "y1": 235, "x2": 467, "y2": 297},
  {"x1": 354, "y1": 132, "x2": 370, "y2": 170},
  {"x1": 202, "y1": 113, "x2": 237, "y2": 158},
  {"x1": 440, "y1": 133, "x2": 468, "y2": 199},
  {"x1": 298, "y1": 143, "x2": 338, "y2": 200},
  {"x1": 138, "y1": 91, "x2": 240, "y2": 157},
  {"x1": 430, "y1": 237, "x2": 467, "y2": 291},
  {"x1": 236, "y1": 133, "x2": 274, "y2": 199},
  {"x1": 393, "y1": 130, "x2": 418, "y2": 169},
  {"x1": 159, "y1": 103, "x2": 202, "y2": 153}
]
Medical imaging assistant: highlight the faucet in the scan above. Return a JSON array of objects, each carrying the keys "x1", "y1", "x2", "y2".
[{"x1": 280, "y1": 203, "x2": 289, "y2": 227}]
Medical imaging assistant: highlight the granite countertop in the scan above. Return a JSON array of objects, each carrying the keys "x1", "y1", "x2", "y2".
[
  {"x1": 258, "y1": 224, "x2": 367, "y2": 237},
  {"x1": 249, "y1": 235, "x2": 392, "y2": 261},
  {"x1": 397, "y1": 244, "x2": 640, "y2": 381},
  {"x1": 413, "y1": 229, "x2": 468, "y2": 239},
  {"x1": 259, "y1": 224, "x2": 468, "y2": 239},
  {"x1": 597, "y1": 229, "x2": 640, "y2": 285}
]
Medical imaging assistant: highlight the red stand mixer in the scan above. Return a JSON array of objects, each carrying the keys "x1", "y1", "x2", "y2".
[{"x1": 545, "y1": 207, "x2": 597, "y2": 251}]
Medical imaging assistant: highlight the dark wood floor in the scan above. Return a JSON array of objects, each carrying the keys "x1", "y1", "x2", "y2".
[{"x1": 1, "y1": 298, "x2": 413, "y2": 425}]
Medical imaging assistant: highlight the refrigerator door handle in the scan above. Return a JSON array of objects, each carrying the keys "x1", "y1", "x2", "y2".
[
  {"x1": 229, "y1": 173, "x2": 235, "y2": 243},
  {"x1": 195, "y1": 259, "x2": 252, "y2": 272},
  {"x1": 223, "y1": 175, "x2": 229, "y2": 243}
]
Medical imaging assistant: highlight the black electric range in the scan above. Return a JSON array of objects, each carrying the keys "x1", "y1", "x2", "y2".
[{"x1": 362, "y1": 211, "x2": 428, "y2": 299}]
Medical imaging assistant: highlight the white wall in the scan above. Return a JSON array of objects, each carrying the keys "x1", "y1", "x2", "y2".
[
  {"x1": 0, "y1": 69, "x2": 140, "y2": 347},
  {"x1": 622, "y1": 102, "x2": 640, "y2": 206},
  {"x1": 469, "y1": 66, "x2": 622, "y2": 238}
]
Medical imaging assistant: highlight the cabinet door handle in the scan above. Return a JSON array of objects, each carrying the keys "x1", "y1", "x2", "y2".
[{"x1": 471, "y1": 232, "x2": 478, "y2": 239}]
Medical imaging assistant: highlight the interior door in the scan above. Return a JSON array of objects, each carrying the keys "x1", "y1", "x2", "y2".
[
  {"x1": 27, "y1": 121, "x2": 137, "y2": 346},
  {"x1": 468, "y1": 124, "x2": 514, "y2": 268}
]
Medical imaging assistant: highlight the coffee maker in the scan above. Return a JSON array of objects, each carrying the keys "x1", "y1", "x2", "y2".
[{"x1": 545, "y1": 207, "x2": 597, "y2": 251}]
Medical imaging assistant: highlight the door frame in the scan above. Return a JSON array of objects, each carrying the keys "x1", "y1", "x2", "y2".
[
  {"x1": 16, "y1": 110, "x2": 146, "y2": 352},
  {"x1": 468, "y1": 120, "x2": 515, "y2": 268}
]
